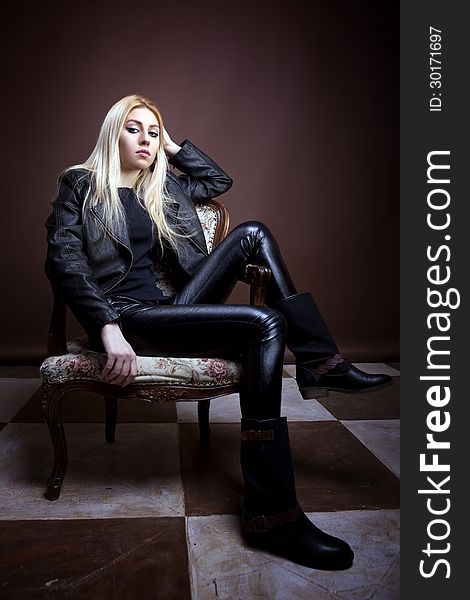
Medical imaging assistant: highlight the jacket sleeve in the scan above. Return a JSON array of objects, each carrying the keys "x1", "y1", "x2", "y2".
[
  {"x1": 168, "y1": 139, "x2": 233, "y2": 202},
  {"x1": 44, "y1": 170, "x2": 121, "y2": 336}
]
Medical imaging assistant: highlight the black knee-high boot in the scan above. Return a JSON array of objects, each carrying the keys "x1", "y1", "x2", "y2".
[
  {"x1": 273, "y1": 293, "x2": 392, "y2": 398},
  {"x1": 240, "y1": 417, "x2": 354, "y2": 570}
]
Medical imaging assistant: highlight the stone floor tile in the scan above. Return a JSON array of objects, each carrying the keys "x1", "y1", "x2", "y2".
[
  {"x1": 180, "y1": 422, "x2": 399, "y2": 516},
  {"x1": 0, "y1": 423, "x2": 183, "y2": 519},
  {"x1": 318, "y1": 380, "x2": 400, "y2": 421},
  {"x1": 280, "y1": 379, "x2": 336, "y2": 421},
  {"x1": 0, "y1": 517, "x2": 191, "y2": 599},
  {"x1": 299, "y1": 510, "x2": 400, "y2": 600},
  {"x1": 186, "y1": 510, "x2": 399, "y2": 600},
  {"x1": 0, "y1": 378, "x2": 41, "y2": 422},
  {"x1": 13, "y1": 386, "x2": 177, "y2": 423},
  {"x1": 341, "y1": 420, "x2": 400, "y2": 478},
  {"x1": 283, "y1": 364, "x2": 296, "y2": 378},
  {"x1": 373, "y1": 554, "x2": 400, "y2": 600},
  {"x1": 289, "y1": 422, "x2": 400, "y2": 511},
  {"x1": 179, "y1": 423, "x2": 243, "y2": 516},
  {"x1": 176, "y1": 379, "x2": 335, "y2": 423},
  {"x1": 352, "y1": 363, "x2": 400, "y2": 376},
  {"x1": 187, "y1": 514, "x2": 336, "y2": 600}
]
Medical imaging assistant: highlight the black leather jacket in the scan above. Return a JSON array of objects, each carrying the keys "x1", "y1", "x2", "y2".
[{"x1": 45, "y1": 140, "x2": 233, "y2": 336}]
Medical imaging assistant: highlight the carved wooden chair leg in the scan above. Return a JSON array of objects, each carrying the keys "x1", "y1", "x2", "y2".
[
  {"x1": 198, "y1": 399, "x2": 211, "y2": 446},
  {"x1": 42, "y1": 384, "x2": 68, "y2": 501},
  {"x1": 105, "y1": 396, "x2": 118, "y2": 443}
]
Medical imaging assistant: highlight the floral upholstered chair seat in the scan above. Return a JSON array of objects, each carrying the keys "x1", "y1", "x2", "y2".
[{"x1": 41, "y1": 337, "x2": 241, "y2": 390}]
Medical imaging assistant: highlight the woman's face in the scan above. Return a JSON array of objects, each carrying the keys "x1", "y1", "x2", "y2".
[{"x1": 119, "y1": 106, "x2": 160, "y2": 173}]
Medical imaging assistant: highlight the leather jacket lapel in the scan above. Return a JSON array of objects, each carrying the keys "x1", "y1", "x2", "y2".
[
  {"x1": 165, "y1": 198, "x2": 208, "y2": 256},
  {"x1": 90, "y1": 203, "x2": 132, "y2": 250}
]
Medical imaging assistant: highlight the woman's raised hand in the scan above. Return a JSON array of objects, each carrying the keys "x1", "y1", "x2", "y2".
[
  {"x1": 162, "y1": 127, "x2": 181, "y2": 157},
  {"x1": 100, "y1": 323, "x2": 137, "y2": 386}
]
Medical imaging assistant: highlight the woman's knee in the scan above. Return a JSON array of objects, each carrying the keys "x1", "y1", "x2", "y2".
[
  {"x1": 247, "y1": 306, "x2": 287, "y2": 342},
  {"x1": 230, "y1": 221, "x2": 277, "y2": 260},
  {"x1": 233, "y1": 220, "x2": 273, "y2": 240}
]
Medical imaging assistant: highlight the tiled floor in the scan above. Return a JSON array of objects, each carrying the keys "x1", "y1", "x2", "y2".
[{"x1": 0, "y1": 364, "x2": 400, "y2": 599}]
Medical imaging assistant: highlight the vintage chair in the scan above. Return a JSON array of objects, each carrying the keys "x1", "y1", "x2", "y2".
[{"x1": 40, "y1": 199, "x2": 271, "y2": 501}]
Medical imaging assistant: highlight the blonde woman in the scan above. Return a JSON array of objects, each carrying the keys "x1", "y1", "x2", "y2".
[{"x1": 46, "y1": 94, "x2": 390, "y2": 569}]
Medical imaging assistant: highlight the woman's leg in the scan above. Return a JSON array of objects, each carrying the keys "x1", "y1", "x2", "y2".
[
  {"x1": 111, "y1": 298, "x2": 285, "y2": 419},
  {"x1": 109, "y1": 296, "x2": 354, "y2": 570},
  {"x1": 175, "y1": 220, "x2": 338, "y2": 361},
  {"x1": 240, "y1": 416, "x2": 353, "y2": 570},
  {"x1": 174, "y1": 221, "x2": 297, "y2": 306},
  {"x1": 175, "y1": 220, "x2": 392, "y2": 396}
]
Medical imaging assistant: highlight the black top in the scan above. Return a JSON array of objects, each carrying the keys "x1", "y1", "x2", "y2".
[{"x1": 107, "y1": 188, "x2": 167, "y2": 301}]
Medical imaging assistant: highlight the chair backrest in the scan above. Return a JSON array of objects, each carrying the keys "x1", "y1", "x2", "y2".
[
  {"x1": 195, "y1": 200, "x2": 230, "y2": 251},
  {"x1": 47, "y1": 199, "x2": 230, "y2": 357}
]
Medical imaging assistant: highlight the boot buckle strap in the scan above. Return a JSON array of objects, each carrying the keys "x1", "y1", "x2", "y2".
[
  {"x1": 244, "y1": 504, "x2": 303, "y2": 533},
  {"x1": 250, "y1": 515, "x2": 269, "y2": 533},
  {"x1": 240, "y1": 430, "x2": 274, "y2": 442},
  {"x1": 312, "y1": 353, "x2": 346, "y2": 380}
]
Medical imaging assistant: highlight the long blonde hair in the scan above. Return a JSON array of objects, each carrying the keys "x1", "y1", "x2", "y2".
[{"x1": 66, "y1": 94, "x2": 180, "y2": 250}]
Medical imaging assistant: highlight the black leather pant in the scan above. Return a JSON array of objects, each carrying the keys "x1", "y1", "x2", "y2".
[{"x1": 109, "y1": 221, "x2": 298, "y2": 419}]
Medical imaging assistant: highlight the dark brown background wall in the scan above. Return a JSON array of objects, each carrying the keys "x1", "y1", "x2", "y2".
[{"x1": 0, "y1": 0, "x2": 398, "y2": 363}]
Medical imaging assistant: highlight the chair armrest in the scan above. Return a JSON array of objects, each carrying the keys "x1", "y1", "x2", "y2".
[{"x1": 245, "y1": 264, "x2": 272, "y2": 306}]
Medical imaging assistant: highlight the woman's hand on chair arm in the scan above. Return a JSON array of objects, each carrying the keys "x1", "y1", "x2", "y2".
[{"x1": 100, "y1": 323, "x2": 137, "y2": 386}]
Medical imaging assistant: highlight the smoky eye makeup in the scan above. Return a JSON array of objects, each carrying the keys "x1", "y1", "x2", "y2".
[{"x1": 124, "y1": 120, "x2": 159, "y2": 137}]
